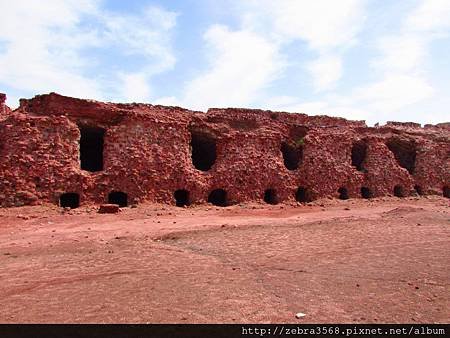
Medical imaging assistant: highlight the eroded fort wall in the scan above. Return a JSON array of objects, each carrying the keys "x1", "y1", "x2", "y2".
[{"x1": 0, "y1": 92, "x2": 448, "y2": 207}]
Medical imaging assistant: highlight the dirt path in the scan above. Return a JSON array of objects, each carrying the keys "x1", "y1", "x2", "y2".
[{"x1": 0, "y1": 197, "x2": 448, "y2": 323}]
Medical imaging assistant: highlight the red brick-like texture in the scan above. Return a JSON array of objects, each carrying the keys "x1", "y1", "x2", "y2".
[{"x1": 0, "y1": 92, "x2": 448, "y2": 207}]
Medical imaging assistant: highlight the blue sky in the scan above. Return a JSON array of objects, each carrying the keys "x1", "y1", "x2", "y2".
[{"x1": 0, "y1": 0, "x2": 449, "y2": 125}]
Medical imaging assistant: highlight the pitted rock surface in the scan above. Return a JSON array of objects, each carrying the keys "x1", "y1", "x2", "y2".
[{"x1": 0, "y1": 92, "x2": 449, "y2": 207}]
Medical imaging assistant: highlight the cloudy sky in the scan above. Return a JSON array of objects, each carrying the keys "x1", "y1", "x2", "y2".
[{"x1": 0, "y1": 0, "x2": 449, "y2": 125}]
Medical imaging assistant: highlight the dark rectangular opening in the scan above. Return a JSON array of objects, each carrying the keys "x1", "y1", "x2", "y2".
[
  {"x1": 281, "y1": 142, "x2": 302, "y2": 170},
  {"x1": 361, "y1": 187, "x2": 373, "y2": 199},
  {"x1": 352, "y1": 140, "x2": 367, "y2": 172},
  {"x1": 386, "y1": 138, "x2": 416, "y2": 174},
  {"x1": 338, "y1": 187, "x2": 349, "y2": 200},
  {"x1": 394, "y1": 185, "x2": 406, "y2": 197},
  {"x1": 208, "y1": 189, "x2": 227, "y2": 207},
  {"x1": 296, "y1": 187, "x2": 312, "y2": 202},
  {"x1": 444, "y1": 186, "x2": 450, "y2": 198},
  {"x1": 174, "y1": 189, "x2": 190, "y2": 207},
  {"x1": 79, "y1": 126, "x2": 105, "y2": 172},
  {"x1": 60, "y1": 193, "x2": 80, "y2": 209},
  {"x1": 264, "y1": 189, "x2": 279, "y2": 205},
  {"x1": 191, "y1": 131, "x2": 217, "y2": 171},
  {"x1": 108, "y1": 191, "x2": 128, "y2": 207}
]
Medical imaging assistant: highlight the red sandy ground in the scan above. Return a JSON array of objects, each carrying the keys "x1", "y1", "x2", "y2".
[{"x1": 0, "y1": 197, "x2": 448, "y2": 323}]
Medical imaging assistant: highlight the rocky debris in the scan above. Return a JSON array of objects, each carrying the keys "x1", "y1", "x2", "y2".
[
  {"x1": 0, "y1": 93, "x2": 11, "y2": 117},
  {"x1": 98, "y1": 204, "x2": 120, "y2": 214},
  {"x1": 0, "y1": 93, "x2": 5, "y2": 115}
]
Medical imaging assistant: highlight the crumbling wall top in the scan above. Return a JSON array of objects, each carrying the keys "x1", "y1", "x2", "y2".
[
  {"x1": 425, "y1": 122, "x2": 450, "y2": 131},
  {"x1": 10, "y1": 92, "x2": 449, "y2": 135},
  {"x1": 0, "y1": 93, "x2": 11, "y2": 118},
  {"x1": 206, "y1": 107, "x2": 367, "y2": 128},
  {"x1": 17, "y1": 92, "x2": 197, "y2": 126},
  {"x1": 386, "y1": 121, "x2": 422, "y2": 128}
]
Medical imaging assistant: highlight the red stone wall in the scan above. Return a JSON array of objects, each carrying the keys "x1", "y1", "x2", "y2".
[
  {"x1": 0, "y1": 92, "x2": 448, "y2": 207},
  {"x1": 0, "y1": 93, "x2": 11, "y2": 117}
]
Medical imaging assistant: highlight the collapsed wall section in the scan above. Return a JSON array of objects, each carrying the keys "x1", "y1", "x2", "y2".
[
  {"x1": 0, "y1": 93, "x2": 11, "y2": 118},
  {"x1": 0, "y1": 93, "x2": 448, "y2": 208}
]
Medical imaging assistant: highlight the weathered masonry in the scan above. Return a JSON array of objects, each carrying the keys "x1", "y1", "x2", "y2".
[{"x1": 0, "y1": 92, "x2": 449, "y2": 208}]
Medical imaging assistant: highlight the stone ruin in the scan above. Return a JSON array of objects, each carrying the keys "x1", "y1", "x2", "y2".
[{"x1": 0, "y1": 92, "x2": 449, "y2": 208}]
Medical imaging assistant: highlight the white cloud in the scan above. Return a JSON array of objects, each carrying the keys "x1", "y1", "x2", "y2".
[
  {"x1": 174, "y1": 25, "x2": 285, "y2": 111},
  {"x1": 373, "y1": 35, "x2": 426, "y2": 73},
  {"x1": 234, "y1": 0, "x2": 449, "y2": 124},
  {"x1": 0, "y1": 0, "x2": 102, "y2": 101},
  {"x1": 162, "y1": 0, "x2": 366, "y2": 110},
  {"x1": 306, "y1": 54, "x2": 342, "y2": 91},
  {"x1": 263, "y1": 73, "x2": 437, "y2": 126},
  {"x1": 173, "y1": 0, "x2": 448, "y2": 125},
  {"x1": 0, "y1": 0, "x2": 177, "y2": 105},
  {"x1": 2, "y1": 0, "x2": 448, "y2": 125},
  {"x1": 118, "y1": 73, "x2": 152, "y2": 103},
  {"x1": 256, "y1": 0, "x2": 447, "y2": 125},
  {"x1": 102, "y1": 6, "x2": 177, "y2": 75},
  {"x1": 344, "y1": 0, "x2": 450, "y2": 123},
  {"x1": 405, "y1": 0, "x2": 450, "y2": 33},
  {"x1": 239, "y1": 0, "x2": 366, "y2": 91},
  {"x1": 354, "y1": 74, "x2": 434, "y2": 112},
  {"x1": 242, "y1": 0, "x2": 366, "y2": 50},
  {"x1": 371, "y1": 0, "x2": 450, "y2": 77},
  {"x1": 152, "y1": 96, "x2": 181, "y2": 107}
]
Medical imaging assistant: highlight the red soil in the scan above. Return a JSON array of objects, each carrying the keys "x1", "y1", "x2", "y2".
[{"x1": 0, "y1": 197, "x2": 448, "y2": 323}]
